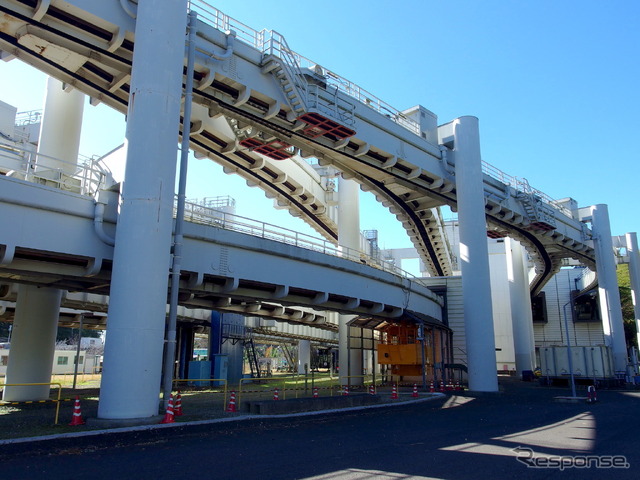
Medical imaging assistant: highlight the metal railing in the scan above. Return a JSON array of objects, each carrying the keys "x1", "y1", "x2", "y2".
[
  {"x1": 187, "y1": 0, "x2": 420, "y2": 134},
  {"x1": 238, "y1": 374, "x2": 302, "y2": 405},
  {"x1": 0, "y1": 382, "x2": 63, "y2": 424},
  {"x1": 14, "y1": 109, "x2": 42, "y2": 126},
  {"x1": 187, "y1": 1, "x2": 572, "y2": 225},
  {"x1": 0, "y1": 142, "x2": 112, "y2": 197},
  {"x1": 172, "y1": 378, "x2": 228, "y2": 412},
  {"x1": 179, "y1": 198, "x2": 426, "y2": 286},
  {"x1": 259, "y1": 29, "x2": 309, "y2": 112},
  {"x1": 481, "y1": 160, "x2": 573, "y2": 218}
]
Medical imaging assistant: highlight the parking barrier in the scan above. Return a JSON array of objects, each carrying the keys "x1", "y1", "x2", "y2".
[
  {"x1": 0, "y1": 382, "x2": 63, "y2": 424},
  {"x1": 238, "y1": 375, "x2": 301, "y2": 406},
  {"x1": 172, "y1": 378, "x2": 227, "y2": 412}
]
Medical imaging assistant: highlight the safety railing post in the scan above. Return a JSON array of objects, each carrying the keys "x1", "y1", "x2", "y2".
[{"x1": 0, "y1": 382, "x2": 62, "y2": 424}]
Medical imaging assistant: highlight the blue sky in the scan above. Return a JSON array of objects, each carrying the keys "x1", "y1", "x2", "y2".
[{"x1": 1, "y1": 0, "x2": 638, "y2": 250}]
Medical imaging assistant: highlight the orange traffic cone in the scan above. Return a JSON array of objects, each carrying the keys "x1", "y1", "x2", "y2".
[
  {"x1": 273, "y1": 388, "x2": 279, "y2": 401},
  {"x1": 429, "y1": 380, "x2": 435, "y2": 393},
  {"x1": 412, "y1": 384, "x2": 419, "y2": 397},
  {"x1": 439, "y1": 380, "x2": 445, "y2": 393},
  {"x1": 160, "y1": 394, "x2": 175, "y2": 424},
  {"x1": 342, "y1": 385, "x2": 349, "y2": 396},
  {"x1": 69, "y1": 395, "x2": 85, "y2": 426},
  {"x1": 226, "y1": 391, "x2": 237, "y2": 412},
  {"x1": 313, "y1": 387, "x2": 319, "y2": 398},
  {"x1": 391, "y1": 384, "x2": 398, "y2": 399},
  {"x1": 174, "y1": 391, "x2": 183, "y2": 416},
  {"x1": 369, "y1": 385, "x2": 375, "y2": 395}
]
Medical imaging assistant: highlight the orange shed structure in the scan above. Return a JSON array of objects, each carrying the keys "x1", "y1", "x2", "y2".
[{"x1": 349, "y1": 315, "x2": 453, "y2": 383}]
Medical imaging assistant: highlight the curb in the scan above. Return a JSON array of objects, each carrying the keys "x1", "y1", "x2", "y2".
[{"x1": 0, "y1": 393, "x2": 445, "y2": 446}]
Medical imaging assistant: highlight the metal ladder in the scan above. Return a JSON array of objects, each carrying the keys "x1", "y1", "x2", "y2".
[
  {"x1": 281, "y1": 343, "x2": 297, "y2": 372},
  {"x1": 244, "y1": 337, "x2": 261, "y2": 378},
  {"x1": 260, "y1": 31, "x2": 307, "y2": 117},
  {"x1": 515, "y1": 178, "x2": 557, "y2": 228}
]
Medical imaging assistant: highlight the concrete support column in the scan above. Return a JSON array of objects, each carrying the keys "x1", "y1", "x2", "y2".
[
  {"x1": 297, "y1": 340, "x2": 311, "y2": 374},
  {"x1": 506, "y1": 238, "x2": 536, "y2": 375},
  {"x1": 98, "y1": 0, "x2": 188, "y2": 419},
  {"x1": 37, "y1": 77, "x2": 84, "y2": 173},
  {"x1": 590, "y1": 205, "x2": 627, "y2": 372},
  {"x1": 3, "y1": 286, "x2": 62, "y2": 401},
  {"x1": 626, "y1": 233, "x2": 640, "y2": 352},
  {"x1": 338, "y1": 175, "x2": 362, "y2": 384},
  {"x1": 452, "y1": 116, "x2": 498, "y2": 392},
  {"x1": 4, "y1": 76, "x2": 84, "y2": 401}
]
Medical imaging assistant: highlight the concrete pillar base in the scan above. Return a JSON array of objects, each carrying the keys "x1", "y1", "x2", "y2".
[{"x1": 3, "y1": 285, "x2": 62, "y2": 401}]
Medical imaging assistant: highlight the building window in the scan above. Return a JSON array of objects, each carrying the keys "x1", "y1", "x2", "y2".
[
  {"x1": 74, "y1": 356, "x2": 84, "y2": 364},
  {"x1": 531, "y1": 292, "x2": 548, "y2": 323},
  {"x1": 0, "y1": 355, "x2": 8, "y2": 366},
  {"x1": 57, "y1": 356, "x2": 69, "y2": 365}
]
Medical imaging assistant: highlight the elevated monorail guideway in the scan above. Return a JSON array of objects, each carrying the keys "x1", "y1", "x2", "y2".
[
  {"x1": 0, "y1": 0, "x2": 595, "y2": 289},
  {"x1": 0, "y1": 174, "x2": 442, "y2": 329},
  {"x1": 0, "y1": 0, "x2": 611, "y2": 411}
]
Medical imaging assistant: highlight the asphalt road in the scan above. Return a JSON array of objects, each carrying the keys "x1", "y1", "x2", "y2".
[{"x1": 1, "y1": 379, "x2": 638, "y2": 480}]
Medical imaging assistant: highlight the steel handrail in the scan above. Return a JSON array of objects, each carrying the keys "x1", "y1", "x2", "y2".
[
  {"x1": 0, "y1": 382, "x2": 63, "y2": 424},
  {"x1": 187, "y1": 1, "x2": 570, "y2": 222},
  {"x1": 481, "y1": 160, "x2": 572, "y2": 217},
  {"x1": 238, "y1": 374, "x2": 300, "y2": 406},
  {"x1": 0, "y1": 141, "x2": 111, "y2": 197},
  {"x1": 178, "y1": 197, "x2": 427, "y2": 286},
  {"x1": 187, "y1": 0, "x2": 420, "y2": 134},
  {"x1": 172, "y1": 378, "x2": 228, "y2": 412}
]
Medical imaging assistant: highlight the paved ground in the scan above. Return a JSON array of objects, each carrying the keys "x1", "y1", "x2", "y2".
[{"x1": 1, "y1": 378, "x2": 638, "y2": 479}]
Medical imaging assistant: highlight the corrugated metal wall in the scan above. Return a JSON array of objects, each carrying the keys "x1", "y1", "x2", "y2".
[
  {"x1": 534, "y1": 268, "x2": 605, "y2": 347},
  {"x1": 425, "y1": 276, "x2": 466, "y2": 366}
]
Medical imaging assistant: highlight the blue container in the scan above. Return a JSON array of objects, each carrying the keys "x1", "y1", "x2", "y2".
[{"x1": 188, "y1": 360, "x2": 212, "y2": 387}]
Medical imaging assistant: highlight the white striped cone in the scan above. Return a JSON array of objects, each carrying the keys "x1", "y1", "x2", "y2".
[
  {"x1": 369, "y1": 385, "x2": 375, "y2": 395},
  {"x1": 226, "y1": 391, "x2": 237, "y2": 412},
  {"x1": 391, "y1": 384, "x2": 398, "y2": 399},
  {"x1": 69, "y1": 395, "x2": 85, "y2": 426},
  {"x1": 160, "y1": 394, "x2": 175, "y2": 424},
  {"x1": 174, "y1": 391, "x2": 183, "y2": 416},
  {"x1": 412, "y1": 384, "x2": 418, "y2": 397},
  {"x1": 273, "y1": 388, "x2": 279, "y2": 401},
  {"x1": 313, "y1": 387, "x2": 319, "y2": 398},
  {"x1": 342, "y1": 385, "x2": 349, "y2": 396}
]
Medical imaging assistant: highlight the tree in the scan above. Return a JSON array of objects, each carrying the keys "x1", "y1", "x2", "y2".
[
  {"x1": 56, "y1": 326, "x2": 100, "y2": 343},
  {"x1": 617, "y1": 264, "x2": 637, "y2": 349}
]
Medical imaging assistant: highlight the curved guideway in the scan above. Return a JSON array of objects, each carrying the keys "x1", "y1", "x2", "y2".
[
  {"x1": 0, "y1": 0, "x2": 596, "y2": 293},
  {"x1": 0, "y1": 175, "x2": 444, "y2": 329}
]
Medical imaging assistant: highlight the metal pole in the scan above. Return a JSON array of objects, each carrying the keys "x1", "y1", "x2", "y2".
[
  {"x1": 72, "y1": 313, "x2": 84, "y2": 389},
  {"x1": 162, "y1": 10, "x2": 198, "y2": 408},
  {"x1": 419, "y1": 322, "x2": 427, "y2": 390},
  {"x1": 562, "y1": 302, "x2": 577, "y2": 398},
  {"x1": 371, "y1": 330, "x2": 376, "y2": 389}
]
